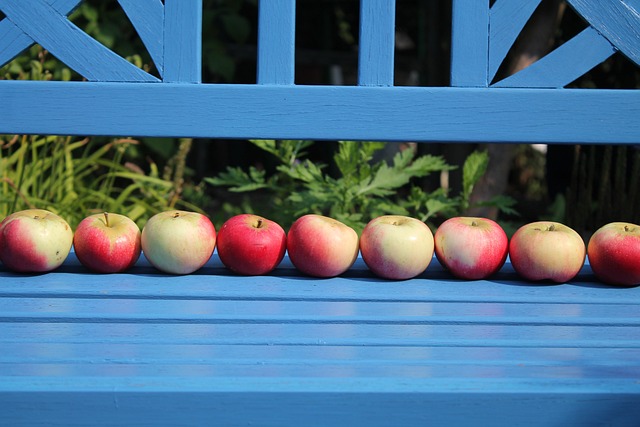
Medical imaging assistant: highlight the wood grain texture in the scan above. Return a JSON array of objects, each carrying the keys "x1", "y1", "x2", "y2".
[
  {"x1": 0, "y1": 0, "x2": 82, "y2": 68},
  {"x1": 493, "y1": 26, "x2": 616, "y2": 88},
  {"x1": 568, "y1": 0, "x2": 640, "y2": 66},
  {"x1": 257, "y1": 0, "x2": 296, "y2": 85},
  {"x1": 358, "y1": 0, "x2": 396, "y2": 86},
  {"x1": 450, "y1": 0, "x2": 489, "y2": 87},
  {"x1": 0, "y1": 253, "x2": 639, "y2": 426},
  {"x1": 163, "y1": 0, "x2": 202, "y2": 83},
  {"x1": 488, "y1": 0, "x2": 542, "y2": 82},
  {"x1": 0, "y1": 0, "x2": 157, "y2": 82},
  {"x1": 1, "y1": 81, "x2": 640, "y2": 143},
  {"x1": 117, "y1": 0, "x2": 164, "y2": 76}
]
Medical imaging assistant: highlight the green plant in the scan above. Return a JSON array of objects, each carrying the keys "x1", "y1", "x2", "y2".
[
  {"x1": 205, "y1": 140, "x2": 516, "y2": 231},
  {"x1": 0, "y1": 134, "x2": 202, "y2": 228}
]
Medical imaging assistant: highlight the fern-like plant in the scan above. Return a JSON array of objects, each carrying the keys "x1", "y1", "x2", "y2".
[{"x1": 206, "y1": 140, "x2": 516, "y2": 231}]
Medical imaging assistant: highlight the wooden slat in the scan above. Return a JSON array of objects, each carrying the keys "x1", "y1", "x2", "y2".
[
  {"x1": 0, "y1": 0, "x2": 82, "y2": 68},
  {"x1": 450, "y1": 0, "x2": 489, "y2": 87},
  {"x1": 568, "y1": 0, "x2": 640, "y2": 66},
  {"x1": 358, "y1": 0, "x2": 396, "y2": 86},
  {"x1": 117, "y1": 0, "x2": 164, "y2": 76},
  {"x1": 257, "y1": 0, "x2": 296, "y2": 85},
  {"x1": 163, "y1": 0, "x2": 202, "y2": 83},
  {"x1": 0, "y1": 0, "x2": 157, "y2": 82},
  {"x1": 1, "y1": 377, "x2": 636, "y2": 427},
  {"x1": 488, "y1": 0, "x2": 542, "y2": 82},
  {"x1": 493, "y1": 26, "x2": 616, "y2": 88},
  {"x1": 2, "y1": 81, "x2": 640, "y2": 143}
]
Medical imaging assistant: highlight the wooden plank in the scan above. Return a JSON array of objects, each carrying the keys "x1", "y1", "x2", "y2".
[
  {"x1": 3, "y1": 297, "x2": 640, "y2": 326},
  {"x1": 1, "y1": 380, "x2": 637, "y2": 427},
  {"x1": 117, "y1": 0, "x2": 165, "y2": 76},
  {"x1": 163, "y1": 0, "x2": 202, "y2": 83},
  {"x1": 358, "y1": 0, "x2": 396, "y2": 86},
  {"x1": 450, "y1": 0, "x2": 489, "y2": 87},
  {"x1": 493, "y1": 26, "x2": 616, "y2": 88},
  {"x1": 0, "y1": 0, "x2": 83, "y2": 68},
  {"x1": 0, "y1": 0, "x2": 157, "y2": 82},
  {"x1": 1, "y1": 81, "x2": 640, "y2": 143},
  {"x1": 488, "y1": 0, "x2": 542, "y2": 82},
  {"x1": 568, "y1": 0, "x2": 640, "y2": 66},
  {"x1": 0, "y1": 256, "x2": 635, "y2": 305},
  {"x1": 257, "y1": 0, "x2": 296, "y2": 85}
]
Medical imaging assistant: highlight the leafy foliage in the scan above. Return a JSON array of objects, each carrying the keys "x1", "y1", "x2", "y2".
[
  {"x1": 206, "y1": 140, "x2": 516, "y2": 231},
  {"x1": 0, "y1": 135, "x2": 202, "y2": 229}
]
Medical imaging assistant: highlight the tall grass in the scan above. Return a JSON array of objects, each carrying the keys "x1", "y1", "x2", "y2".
[{"x1": 0, "y1": 134, "x2": 201, "y2": 228}]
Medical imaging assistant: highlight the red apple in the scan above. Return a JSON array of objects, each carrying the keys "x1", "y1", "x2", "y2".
[
  {"x1": 287, "y1": 214, "x2": 359, "y2": 277},
  {"x1": 587, "y1": 222, "x2": 640, "y2": 286},
  {"x1": 360, "y1": 215, "x2": 434, "y2": 280},
  {"x1": 73, "y1": 212, "x2": 142, "y2": 273},
  {"x1": 141, "y1": 210, "x2": 216, "y2": 275},
  {"x1": 217, "y1": 214, "x2": 286, "y2": 275},
  {"x1": 509, "y1": 221, "x2": 586, "y2": 283},
  {"x1": 434, "y1": 216, "x2": 508, "y2": 280},
  {"x1": 0, "y1": 209, "x2": 73, "y2": 273}
]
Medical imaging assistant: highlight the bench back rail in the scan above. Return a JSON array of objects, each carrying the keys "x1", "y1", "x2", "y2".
[{"x1": 0, "y1": 0, "x2": 639, "y2": 144}]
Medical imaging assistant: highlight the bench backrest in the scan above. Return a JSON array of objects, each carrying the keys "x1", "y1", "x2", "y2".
[{"x1": 0, "y1": 0, "x2": 639, "y2": 144}]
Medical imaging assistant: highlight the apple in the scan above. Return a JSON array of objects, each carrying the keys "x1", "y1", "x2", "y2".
[
  {"x1": 286, "y1": 214, "x2": 359, "y2": 277},
  {"x1": 216, "y1": 214, "x2": 286, "y2": 275},
  {"x1": 434, "y1": 216, "x2": 508, "y2": 280},
  {"x1": 587, "y1": 222, "x2": 640, "y2": 286},
  {"x1": 73, "y1": 212, "x2": 141, "y2": 273},
  {"x1": 0, "y1": 209, "x2": 73, "y2": 273},
  {"x1": 360, "y1": 215, "x2": 434, "y2": 280},
  {"x1": 141, "y1": 210, "x2": 216, "y2": 275},
  {"x1": 509, "y1": 221, "x2": 586, "y2": 283}
]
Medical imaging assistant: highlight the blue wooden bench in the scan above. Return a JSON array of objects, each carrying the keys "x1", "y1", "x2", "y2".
[{"x1": 1, "y1": 1, "x2": 639, "y2": 425}]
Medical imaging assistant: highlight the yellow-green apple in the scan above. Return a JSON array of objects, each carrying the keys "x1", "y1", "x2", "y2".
[
  {"x1": 287, "y1": 214, "x2": 359, "y2": 277},
  {"x1": 141, "y1": 210, "x2": 216, "y2": 275},
  {"x1": 509, "y1": 221, "x2": 586, "y2": 283},
  {"x1": 73, "y1": 212, "x2": 141, "y2": 273},
  {"x1": 360, "y1": 215, "x2": 434, "y2": 280},
  {"x1": 434, "y1": 216, "x2": 508, "y2": 280},
  {"x1": 217, "y1": 214, "x2": 286, "y2": 275},
  {"x1": 0, "y1": 209, "x2": 73, "y2": 273},
  {"x1": 587, "y1": 222, "x2": 640, "y2": 286}
]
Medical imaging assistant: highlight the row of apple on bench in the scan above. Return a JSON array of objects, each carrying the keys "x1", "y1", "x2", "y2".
[{"x1": 0, "y1": 209, "x2": 638, "y2": 286}]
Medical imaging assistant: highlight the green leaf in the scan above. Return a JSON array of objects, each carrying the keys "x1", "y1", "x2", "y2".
[
  {"x1": 204, "y1": 166, "x2": 267, "y2": 192},
  {"x1": 462, "y1": 150, "x2": 489, "y2": 200}
]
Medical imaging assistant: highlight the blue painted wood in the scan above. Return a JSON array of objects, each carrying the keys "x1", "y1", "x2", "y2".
[
  {"x1": 0, "y1": 0, "x2": 82, "y2": 68},
  {"x1": 450, "y1": 0, "x2": 489, "y2": 87},
  {"x1": 568, "y1": 0, "x2": 640, "y2": 66},
  {"x1": 358, "y1": 0, "x2": 396, "y2": 86},
  {"x1": 488, "y1": 0, "x2": 542, "y2": 82},
  {"x1": 117, "y1": 0, "x2": 164, "y2": 76},
  {"x1": 0, "y1": 253, "x2": 639, "y2": 426},
  {"x1": 163, "y1": 0, "x2": 202, "y2": 83},
  {"x1": 493, "y1": 26, "x2": 616, "y2": 88},
  {"x1": 1, "y1": 4, "x2": 640, "y2": 424},
  {"x1": 0, "y1": 0, "x2": 157, "y2": 82},
  {"x1": 257, "y1": 0, "x2": 296, "y2": 85},
  {"x1": 1, "y1": 81, "x2": 640, "y2": 143}
]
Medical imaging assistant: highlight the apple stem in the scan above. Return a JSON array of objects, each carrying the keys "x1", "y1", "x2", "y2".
[
  {"x1": 173, "y1": 212, "x2": 180, "y2": 218},
  {"x1": 548, "y1": 224, "x2": 556, "y2": 232},
  {"x1": 256, "y1": 219, "x2": 263, "y2": 228},
  {"x1": 103, "y1": 212, "x2": 110, "y2": 227},
  {"x1": 471, "y1": 221, "x2": 478, "y2": 227}
]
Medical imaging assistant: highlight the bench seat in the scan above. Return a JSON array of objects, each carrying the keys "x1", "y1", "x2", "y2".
[{"x1": 1, "y1": 255, "x2": 639, "y2": 426}]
